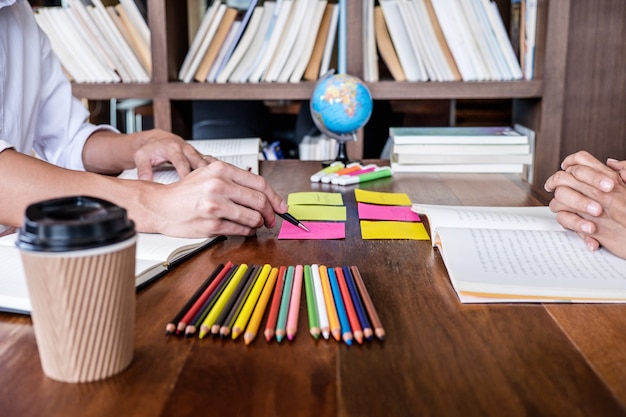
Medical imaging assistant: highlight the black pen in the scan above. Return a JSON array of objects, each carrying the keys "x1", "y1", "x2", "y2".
[{"x1": 277, "y1": 212, "x2": 310, "y2": 232}]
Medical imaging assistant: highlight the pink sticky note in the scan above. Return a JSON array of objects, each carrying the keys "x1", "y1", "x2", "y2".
[
  {"x1": 278, "y1": 221, "x2": 345, "y2": 240},
  {"x1": 357, "y1": 203, "x2": 421, "y2": 222}
]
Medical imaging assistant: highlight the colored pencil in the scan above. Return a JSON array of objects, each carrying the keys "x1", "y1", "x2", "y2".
[
  {"x1": 311, "y1": 264, "x2": 330, "y2": 339},
  {"x1": 327, "y1": 267, "x2": 352, "y2": 346},
  {"x1": 176, "y1": 261, "x2": 233, "y2": 334},
  {"x1": 264, "y1": 266, "x2": 287, "y2": 342},
  {"x1": 351, "y1": 265, "x2": 385, "y2": 340},
  {"x1": 286, "y1": 264, "x2": 304, "y2": 341},
  {"x1": 198, "y1": 264, "x2": 249, "y2": 339},
  {"x1": 166, "y1": 263, "x2": 224, "y2": 335},
  {"x1": 275, "y1": 265, "x2": 295, "y2": 342},
  {"x1": 335, "y1": 267, "x2": 363, "y2": 344},
  {"x1": 184, "y1": 263, "x2": 237, "y2": 337},
  {"x1": 304, "y1": 264, "x2": 320, "y2": 340},
  {"x1": 319, "y1": 265, "x2": 341, "y2": 341},
  {"x1": 343, "y1": 265, "x2": 373, "y2": 341},
  {"x1": 244, "y1": 267, "x2": 279, "y2": 345},
  {"x1": 214, "y1": 264, "x2": 260, "y2": 337},
  {"x1": 232, "y1": 264, "x2": 272, "y2": 340}
]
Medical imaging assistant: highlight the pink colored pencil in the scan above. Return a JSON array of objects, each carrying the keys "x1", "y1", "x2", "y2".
[{"x1": 286, "y1": 265, "x2": 304, "y2": 341}]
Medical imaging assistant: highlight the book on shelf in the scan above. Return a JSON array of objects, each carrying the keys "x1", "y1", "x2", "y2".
[
  {"x1": 411, "y1": 204, "x2": 626, "y2": 303},
  {"x1": 208, "y1": 0, "x2": 260, "y2": 83},
  {"x1": 228, "y1": 1, "x2": 276, "y2": 83},
  {"x1": 390, "y1": 126, "x2": 529, "y2": 145},
  {"x1": 392, "y1": 152, "x2": 533, "y2": 165},
  {"x1": 373, "y1": 5, "x2": 406, "y2": 82},
  {"x1": 362, "y1": 0, "x2": 378, "y2": 82},
  {"x1": 179, "y1": 0, "x2": 222, "y2": 82},
  {"x1": 263, "y1": 0, "x2": 311, "y2": 82},
  {"x1": 286, "y1": 0, "x2": 328, "y2": 83},
  {"x1": 216, "y1": 5, "x2": 265, "y2": 83},
  {"x1": 117, "y1": 138, "x2": 261, "y2": 179},
  {"x1": 206, "y1": 20, "x2": 243, "y2": 82},
  {"x1": 422, "y1": 0, "x2": 462, "y2": 80},
  {"x1": 391, "y1": 160, "x2": 526, "y2": 174},
  {"x1": 113, "y1": 3, "x2": 151, "y2": 74},
  {"x1": 379, "y1": 0, "x2": 426, "y2": 82},
  {"x1": 247, "y1": 0, "x2": 294, "y2": 83},
  {"x1": 303, "y1": 3, "x2": 334, "y2": 81},
  {"x1": 520, "y1": 0, "x2": 538, "y2": 80},
  {"x1": 194, "y1": 6, "x2": 239, "y2": 82},
  {"x1": 0, "y1": 232, "x2": 226, "y2": 315},
  {"x1": 318, "y1": 2, "x2": 339, "y2": 77}
]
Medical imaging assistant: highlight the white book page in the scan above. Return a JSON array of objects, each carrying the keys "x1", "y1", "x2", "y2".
[
  {"x1": 436, "y1": 227, "x2": 626, "y2": 301},
  {"x1": 412, "y1": 204, "x2": 562, "y2": 244}
]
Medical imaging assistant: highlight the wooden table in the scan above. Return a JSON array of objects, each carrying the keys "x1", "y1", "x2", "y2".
[{"x1": 1, "y1": 160, "x2": 625, "y2": 417}]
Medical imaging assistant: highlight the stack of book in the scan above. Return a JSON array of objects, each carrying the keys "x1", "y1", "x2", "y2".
[
  {"x1": 389, "y1": 126, "x2": 534, "y2": 176},
  {"x1": 179, "y1": 0, "x2": 340, "y2": 84},
  {"x1": 371, "y1": 0, "x2": 524, "y2": 82},
  {"x1": 33, "y1": 0, "x2": 151, "y2": 83}
]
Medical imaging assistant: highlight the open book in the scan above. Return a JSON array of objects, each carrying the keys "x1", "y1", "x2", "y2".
[
  {"x1": 411, "y1": 204, "x2": 626, "y2": 303},
  {"x1": 0, "y1": 232, "x2": 225, "y2": 314},
  {"x1": 117, "y1": 138, "x2": 261, "y2": 182}
]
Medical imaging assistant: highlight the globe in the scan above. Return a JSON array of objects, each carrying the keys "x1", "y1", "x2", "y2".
[{"x1": 310, "y1": 72, "x2": 373, "y2": 162}]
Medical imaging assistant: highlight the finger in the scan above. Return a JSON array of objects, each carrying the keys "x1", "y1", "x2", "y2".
[
  {"x1": 606, "y1": 158, "x2": 626, "y2": 171},
  {"x1": 581, "y1": 235, "x2": 600, "y2": 252},
  {"x1": 560, "y1": 150, "x2": 604, "y2": 171},
  {"x1": 554, "y1": 210, "x2": 598, "y2": 235},
  {"x1": 565, "y1": 163, "x2": 615, "y2": 192},
  {"x1": 553, "y1": 185, "x2": 603, "y2": 217}
]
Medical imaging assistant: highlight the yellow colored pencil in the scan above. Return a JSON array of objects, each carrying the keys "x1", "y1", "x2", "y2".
[
  {"x1": 198, "y1": 264, "x2": 248, "y2": 339},
  {"x1": 319, "y1": 265, "x2": 341, "y2": 341},
  {"x1": 244, "y1": 267, "x2": 279, "y2": 345},
  {"x1": 232, "y1": 264, "x2": 272, "y2": 340}
]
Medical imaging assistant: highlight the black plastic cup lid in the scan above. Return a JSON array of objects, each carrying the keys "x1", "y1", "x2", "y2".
[{"x1": 16, "y1": 196, "x2": 136, "y2": 252}]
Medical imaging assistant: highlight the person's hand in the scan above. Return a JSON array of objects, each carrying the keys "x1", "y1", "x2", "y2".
[
  {"x1": 131, "y1": 129, "x2": 212, "y2": 181},
  {"x1": 142, "y1": 160, "x2": 288, "y2": 237},
  {"x1": 545, "y1": 151, "x2": 626, "y2": 257}
]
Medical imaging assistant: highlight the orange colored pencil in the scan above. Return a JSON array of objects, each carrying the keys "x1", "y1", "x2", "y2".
[
  {"x1": 335, "y1": 266, "x2": 363, "y2": 344},
  {"x1": 319, "y1": 265, "x2": 341, "y2": 341},
  {"x1": 264, "y1": 266, "x2": 287, "y2": 342},
  {"x1": 351, "y1": 265, "x2": 385, "y2": 340},
  {"x1": 244, "y1": 267, "x2": 279, "y2": 345}
]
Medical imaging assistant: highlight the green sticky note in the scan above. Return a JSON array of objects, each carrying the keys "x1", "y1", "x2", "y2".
[
  {"x1": 354, "y1": 189, "x2": 412, "y2": 206},
  {"x1": 288, "y1": 205, "x2": 347, "y2": 221},
  {"x1": 288, "y1": 192, "x2": 344, "y2": 206},
  {"x1": 360, "y1": 220, "x2": 430, "y2": 240}
]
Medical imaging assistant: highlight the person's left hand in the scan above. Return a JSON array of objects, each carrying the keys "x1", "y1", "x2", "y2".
[{"x1": 131, "y1": 129, "x2": 214, "y2": 181}]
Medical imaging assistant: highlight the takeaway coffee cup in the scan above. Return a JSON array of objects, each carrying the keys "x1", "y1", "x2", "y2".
[{"x1": 16, "y1": 196, "x2": 137, "y2": 383}]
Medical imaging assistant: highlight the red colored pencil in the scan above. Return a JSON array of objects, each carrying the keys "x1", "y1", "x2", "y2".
[
  {"x1": 264, "y1": 266, "x2": 287, "y2": 342},
  {"x1": 335, "y1": 266, "x2": 363, "y2": 344},
  {"x1": 175, "y1": 261, "x2": 233, "y2": 334}
]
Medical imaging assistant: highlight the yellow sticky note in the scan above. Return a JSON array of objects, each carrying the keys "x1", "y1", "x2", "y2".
[
  {"x1": 360, "y1": 220, "x2": 430, "y2": 240},
  {"x1": 354, "y1": 189, "x2": 412, "y2": 206},
  {"x1": 288, "y1": 205, "x2": 347, "y2": 221},
  {"x1": 288, "y1": 192, "x2": 344, "y2": 206}
]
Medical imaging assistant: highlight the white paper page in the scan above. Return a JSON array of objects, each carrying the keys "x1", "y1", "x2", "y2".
[
  {"x1": 412, "y1": 204, "x2": 562, "y2": 243},
  {"x1": 437, "y1": 227, "x2": 626, "y2": 301}
]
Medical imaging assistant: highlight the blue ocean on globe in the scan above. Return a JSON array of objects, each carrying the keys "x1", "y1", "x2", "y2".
[{"x1": 310, "y1": 73, "x2": 373, "y2": 135}]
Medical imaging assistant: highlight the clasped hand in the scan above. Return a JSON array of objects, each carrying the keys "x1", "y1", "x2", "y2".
[{"x1": 544, "y1": 151, "x2": 626, "y2": 258}]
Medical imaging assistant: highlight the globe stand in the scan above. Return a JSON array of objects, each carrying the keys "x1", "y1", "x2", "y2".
[{"x1": 323, "y1": 132, "x2": 358, "y2": 166}]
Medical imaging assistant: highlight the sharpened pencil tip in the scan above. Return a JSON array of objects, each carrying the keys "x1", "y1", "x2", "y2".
[{"x1": 298, "y1": 223, "x2": 310, "y2": 232}]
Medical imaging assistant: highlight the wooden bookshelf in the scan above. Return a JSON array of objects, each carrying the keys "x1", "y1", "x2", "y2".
[{"x1": 69, "y1": 0, "x2": 625, "y2": 191}]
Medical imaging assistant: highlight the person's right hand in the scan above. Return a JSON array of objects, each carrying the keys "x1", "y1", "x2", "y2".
[{"x1": 142, "y1": 160, "x2": 288, "y2": 238}]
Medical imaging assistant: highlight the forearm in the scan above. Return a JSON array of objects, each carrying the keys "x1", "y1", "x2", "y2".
[
  {"x1": 82, "y1": 130, "x2": 139, "y2": 174},
  {"x1": 0, "y1": 149, "x2": 159, "y2": 232}
]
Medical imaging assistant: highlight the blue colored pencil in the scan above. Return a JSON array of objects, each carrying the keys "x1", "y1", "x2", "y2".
[
  {"x1": 327, "y1": 267, "x2": 352, "y2": 346},
  {"x1": 343, "y1": 265, "x2": 372, "y2": 341}
]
